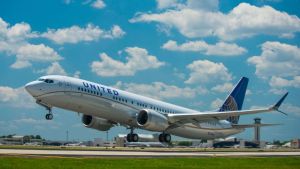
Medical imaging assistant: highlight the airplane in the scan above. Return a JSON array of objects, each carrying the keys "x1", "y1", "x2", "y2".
[{"x1": 25, "y1": 75, "x2": 288, "y2": 143}]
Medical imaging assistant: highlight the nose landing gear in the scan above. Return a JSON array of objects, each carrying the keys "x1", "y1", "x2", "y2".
[
  {"x1": 36, "y1": 100, "x2": 53, "y2": 120},
  {"x1": 45, "y1": 107, "x2": 53, "y2": 120}
]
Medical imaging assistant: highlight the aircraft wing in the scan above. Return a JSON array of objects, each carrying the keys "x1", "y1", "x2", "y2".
[{"x1": 167, "y1": 92, "x2": 288, "y2": 124}]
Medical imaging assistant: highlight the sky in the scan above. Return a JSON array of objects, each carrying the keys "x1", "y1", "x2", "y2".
[{"x1": 0, "y1": 0, "x2": 300, "y2": 142}]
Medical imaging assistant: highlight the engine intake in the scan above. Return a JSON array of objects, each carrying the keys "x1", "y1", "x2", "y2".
[
  {"x1": 136, "y1": 109, "x2": 169, "y2": 131},
  {"x1": 82, "y1": 115, "x2": 114, "y2": 131}
]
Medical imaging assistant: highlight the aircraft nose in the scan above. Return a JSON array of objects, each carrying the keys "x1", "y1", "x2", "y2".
[{"x1": 25, "y1": 81, "x2": 42, "y2": 97}]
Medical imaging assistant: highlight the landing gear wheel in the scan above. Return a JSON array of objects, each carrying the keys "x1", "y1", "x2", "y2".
[
  {"x1": 126, "y1": 127, "x2": 138, "y2": 142},
  {"x1": 126, "y1": 133, "x2": 139, "y2": 142},
  {"x1": 45, "y1": 113, "x2": 53, "y2": 120},
  {"x1": 164, "y1": 134, "x2": 171, "y2": 143},
  {"x1": 159, "y1": 133, "x2": 171, "y2": 143},
  {"x1": 126, "y1": 134, "x2": 131, "y2": 142},
  {"x1": 159, "y1": 134, "x2": 164, "y2": 142},
  {"x1": 132, "y1": 134, "x2": 138, "y2": 142}
]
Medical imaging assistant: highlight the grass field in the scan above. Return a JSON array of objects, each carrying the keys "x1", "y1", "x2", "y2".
[
  {"x1": 1, "y1": 145, "x2": 300, "y2": 152},
  {"x1": 0, "y1": 156, "x2": 300, "y2": 169}
]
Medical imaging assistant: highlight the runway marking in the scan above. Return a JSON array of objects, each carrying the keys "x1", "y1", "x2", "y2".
[{"x1": 1, "y1": 149, "x2": 300, "y2": 157}]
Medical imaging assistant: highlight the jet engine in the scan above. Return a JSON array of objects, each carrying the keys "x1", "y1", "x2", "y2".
[
  {"x1": 82, "y1": 115, "x2": 114, "y2": 131},
  {"x1": 136, "y1": 109, "x2": 169, "y2": 131}
]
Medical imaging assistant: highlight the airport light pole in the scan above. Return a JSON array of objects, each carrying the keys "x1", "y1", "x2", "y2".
[{"x1": 66, "y1": 130, "x2": 69, "y2": 143}]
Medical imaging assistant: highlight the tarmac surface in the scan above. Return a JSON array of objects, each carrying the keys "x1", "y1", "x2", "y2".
[{"x1": 1, "y1": 149, "x2": 300, "y2": 157}]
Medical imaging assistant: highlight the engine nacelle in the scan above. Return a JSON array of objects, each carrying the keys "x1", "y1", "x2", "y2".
[
  {"x1": 82, "y1": 115, "x2": 114, "y2": 131},
  {"x1": 136, "y1": 109, "x2": 169, "y2": 131}
]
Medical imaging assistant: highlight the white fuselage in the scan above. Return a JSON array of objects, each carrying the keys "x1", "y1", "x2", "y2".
[{"x1": 25, "y1": 75, "x2": 244, "y2": 140}]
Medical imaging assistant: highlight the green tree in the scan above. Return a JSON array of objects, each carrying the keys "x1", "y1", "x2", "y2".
[{"x1": 178, "y1": 141, "x2": 192, "y2": 146}]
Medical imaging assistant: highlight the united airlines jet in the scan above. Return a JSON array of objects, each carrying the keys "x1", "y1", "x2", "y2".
[{"x1": 25, "y1": 75, "x2": 288, "y2": 142}]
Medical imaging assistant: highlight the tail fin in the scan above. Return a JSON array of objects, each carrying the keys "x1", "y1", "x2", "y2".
[{"x1": 219, "y1": 77, "x2": 249, "y2": 124}]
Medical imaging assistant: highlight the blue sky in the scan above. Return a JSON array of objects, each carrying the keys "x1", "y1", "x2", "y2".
[{"x1": 0, "y1": 0, "x2": 299, "y2": 142}]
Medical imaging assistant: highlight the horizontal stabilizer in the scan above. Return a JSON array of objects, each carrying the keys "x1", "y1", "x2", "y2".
[{"x1": 232, "y1": 123, "x2": 281, "y2": 129}]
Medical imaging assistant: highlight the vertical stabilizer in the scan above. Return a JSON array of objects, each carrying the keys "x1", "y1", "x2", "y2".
[{"x1": 219, "y1": 77, "x2": 249, "y2": 124}]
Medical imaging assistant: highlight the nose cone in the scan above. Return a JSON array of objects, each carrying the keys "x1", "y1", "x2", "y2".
[{"x1": 25, "y1": 81, "x2": 42, "y2": 97}]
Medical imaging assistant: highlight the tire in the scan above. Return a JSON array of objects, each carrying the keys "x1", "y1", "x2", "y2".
[
  {"x1": 159, "y1": 133, "x2": 171, "y2": 143},
  {"x1": 48, "y1": 114, "x2": 53, "y2": 120},
  {"x1": 132, "y1": 134, "x2": 139, "y2": 142},
  {"x1": 45, "y1": 114, "x2": 49, "y2": 120},
  {"x1": 45, "y1": 114, "x2": 53, "y2": 120},
  {"x1": 159, "y1": 134, "x2": 164, "y2": 142},
  {"x1": 164, "y1": 134, "x2": 171, "y2": 143},
  {"x1": 126, "y1": 134, "x2": 132, "y2": 142}
]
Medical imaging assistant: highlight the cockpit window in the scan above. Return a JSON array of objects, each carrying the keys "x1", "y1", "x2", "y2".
[
  {"x1": 45, "y1": 79, "x2": 54, "y2": 83},
  {"x1": 37, "y1": 78, "x2": 54, "y2": 83}
]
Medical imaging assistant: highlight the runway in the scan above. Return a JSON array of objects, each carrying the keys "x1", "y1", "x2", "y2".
[{"x1": 1, "y1": 149, "x2": 300, "y2": 157}]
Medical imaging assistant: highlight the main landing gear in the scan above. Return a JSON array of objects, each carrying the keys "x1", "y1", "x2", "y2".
[
  {"x1": 36, "y1": 100, "x2": 53, "y2": 120},
  {"x1": 159, "y1": 133, "x2": 171, "y2": 143},
  {"x1": 126, "y1": 128, "x2": 138, "y2": 142}
]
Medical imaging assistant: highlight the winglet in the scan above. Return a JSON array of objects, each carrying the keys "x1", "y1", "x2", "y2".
[{"x1": 271, "y1": 92, "x2": 289, "y2": 115}]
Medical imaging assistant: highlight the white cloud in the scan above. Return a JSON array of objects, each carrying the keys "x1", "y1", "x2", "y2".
[
  {"x1": 156, "y1": 0, "x2": 183, "y2": 9},
  {"x1": 42, "y1": 24, "x2": 102, "y2": 44},
  {"x1": 185, "y1": 60, "x2": 232, "y2": 84},
  {"x1": 212, "y1": 82, "x2": 234, "y2": 93},
  {"x1": 248, "y1": 41, "x2": 300, "y2": 92},
  {"x1": 186, "y1": 0, "x2": 219, "y2": 11},
  {"x1": 104, "y1": 25, "x2": 126, "y2": 39},
  {"x1": 0, "y1": 18, "x2": 33, "y2": 54},
  {"x1": 91, "y1": 0, "x2": 106, "y2": 9},
  {"x1": 156, "y1": 0, "x2": 219, "y2": 11},
  {"x1": 73, "y1": 71, "x2": 81, "y2": 78},
  {"x1": 269, "y1": 88, "x2": 288, "y2": 95},
  {"x1": 173, "y1": 68, "x2": 186, "y2": 79},
  {"x1": 45, "y1": 62, "x2": 67, "y2": 75},
  {"x1": 0, "y1": 86, "x2": 35, "y2": 108},
  {"x1": 91, "y1": 47, "x2": 165, "y2": 77},
  {"x1": 210, "y1": 98, "x2": 223, "y2": 109},
  {"x1": 269, "y1": 76, "x2": 300, "y2": 88},
  {"x1": 162, "y1": 40, "x2": 247, "y2": 56},
  {"x1": 114, "y1": 81, "x2": 207, "y2": 100},
  {"x1": 248, "y1": 41, "x2": 300, "y2": 79},
  {"x1": 11, "y1": 44, "x2": 62, "y2": 69},
  {"x1": 37, "y1": 62, "x2": 82, "y2": 77},
  {"x1": 42, "y1": 24, "x2": 125, "y2": 44},
  {"x1": 131, "y1": 3, "x2": 300, "y2": 41},
  {"x1": 282, "y1": 104, "x2": 300, "y2": 117},
  {"x1": 0, "y1": 17, "x2": 62, "y2": 69},
  {"x1": 246, "y1": 89, "x2": 252, "y2": 95}
]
